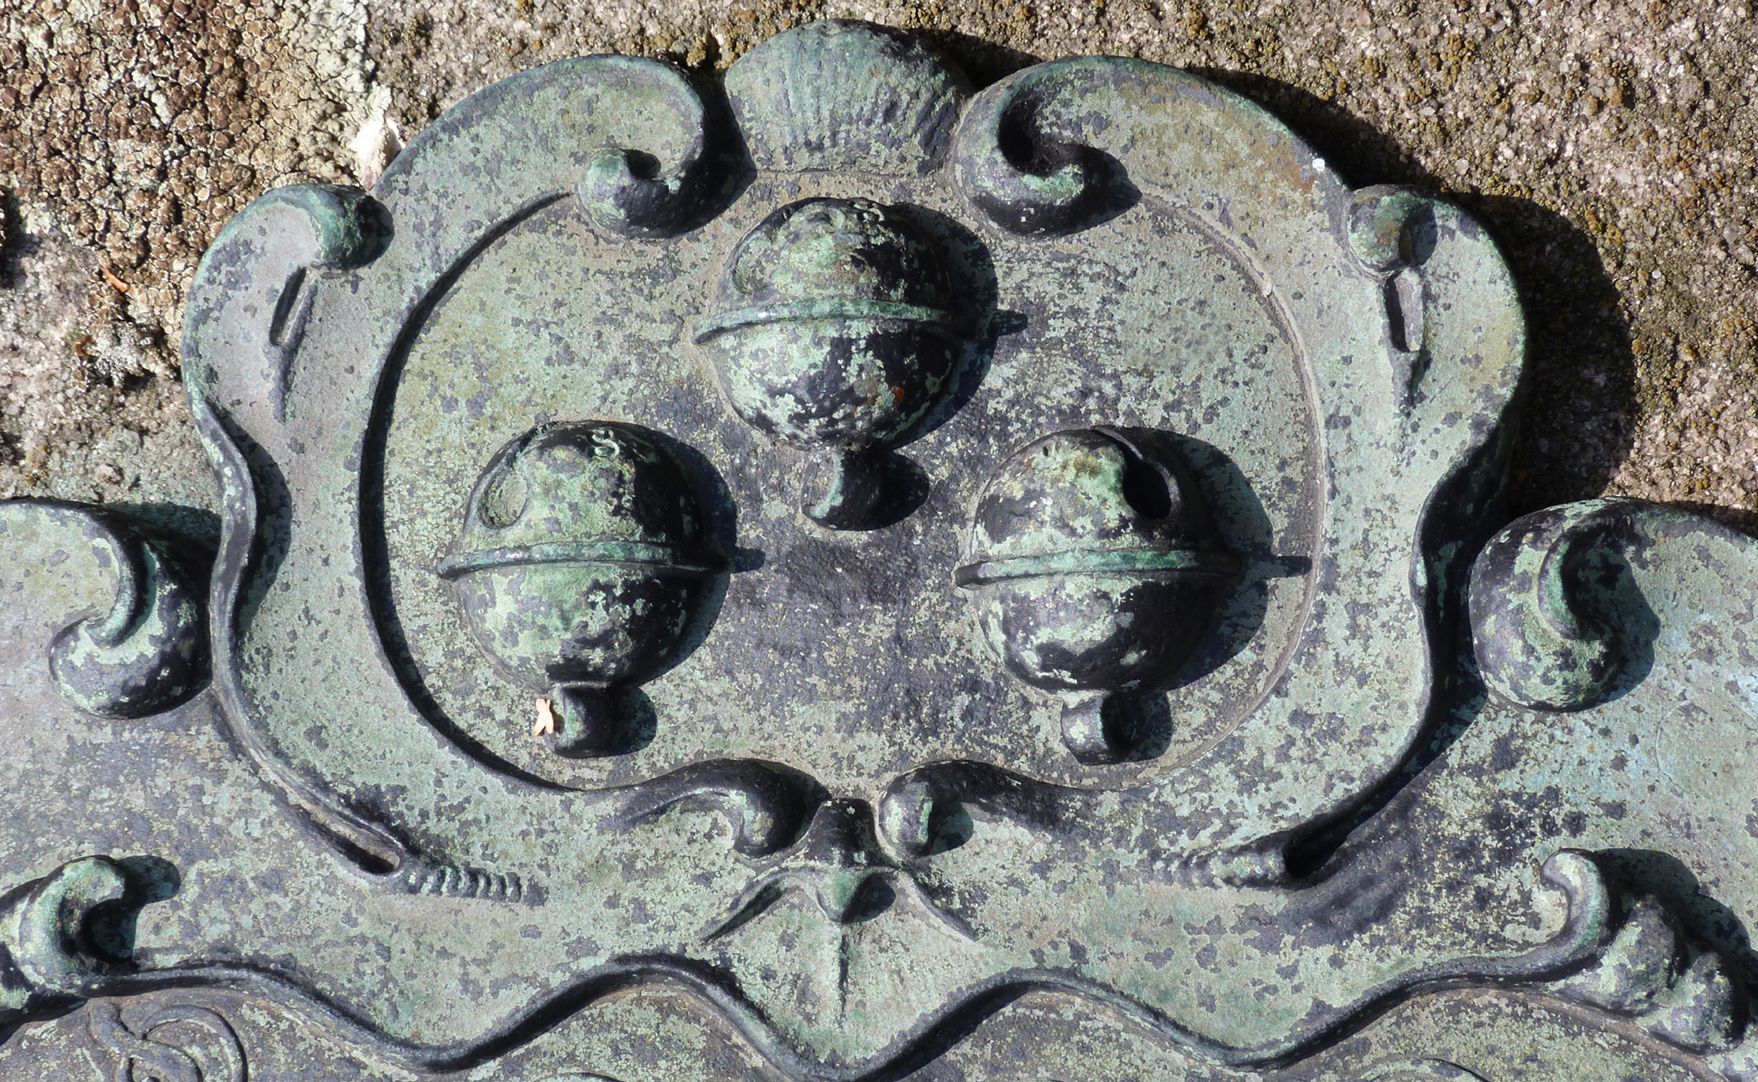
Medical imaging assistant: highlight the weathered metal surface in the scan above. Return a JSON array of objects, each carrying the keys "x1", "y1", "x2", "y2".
[{"x1": 0, "y1": 19, "x2": 1754, "y2": 1080}]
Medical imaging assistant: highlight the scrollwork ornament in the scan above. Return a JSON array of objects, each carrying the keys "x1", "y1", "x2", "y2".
[
  {"x1": 2, "y1": 17, "x2": 1757, "y2": 1082},
  {"x1": 0, "y1": 858, "x2": 141, "y2": 1020},
  {"x1": 87, "y1": 1002, "x2": 246, "y2": 1082},
  {"x1": 0, "y1": 501, "x2": 209, "y2": 720}
]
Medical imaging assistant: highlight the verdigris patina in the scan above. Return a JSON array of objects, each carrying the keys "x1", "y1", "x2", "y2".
[{"x1": 1, "y1": 19, "x2": 1755, "y2": 1080}]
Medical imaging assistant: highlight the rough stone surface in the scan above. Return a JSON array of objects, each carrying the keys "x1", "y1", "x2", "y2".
[
  {"x1": 1, "y1": 0, "x2": 1755, "y2": 532},
  {"x1": 0, "y1": 0, "x2": 376, "y2": 527}
]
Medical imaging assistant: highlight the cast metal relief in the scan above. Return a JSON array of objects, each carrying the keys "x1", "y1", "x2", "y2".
[{"x1": 2, "y1": 19, "x2": 1755, "y2": 1080}]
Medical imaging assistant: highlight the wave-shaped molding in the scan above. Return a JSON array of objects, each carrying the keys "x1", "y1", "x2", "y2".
[{"x1": 14, "y1": 849, "x2": 1668, "y2": 1078}]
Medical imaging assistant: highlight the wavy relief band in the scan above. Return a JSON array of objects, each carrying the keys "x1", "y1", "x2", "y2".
[
  {"x1": 0, "y1": 849, "x2": 1648, "y2": 1078},
  {"x1": 175, "y1": 22, "x2": 1530, "y2": 910},
  {"x1": 97, "y1": 20, "x2": 1753, "y2": 1079}
]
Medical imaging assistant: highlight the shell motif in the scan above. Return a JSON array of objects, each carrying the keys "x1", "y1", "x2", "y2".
[{"x1": 725, "y1": 19, "x2": 974, "y2": 175}]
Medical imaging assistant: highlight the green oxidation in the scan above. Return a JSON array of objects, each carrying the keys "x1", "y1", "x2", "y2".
[
  {"x1": 26, "y1": 17, "x2": 1526, "y2": 1073},
  {"x1": 443, "y1": 421, "x2": 720, "y2": 747},
  {"x1": 436, "y1": 540, "x2": 721, "y2": 578},
  {"x1": 699, "y1": 197, "x2": 960, "y2": 452},
  {"x1": 1468, "y1": 498, "x2": 1629, "y2": 710},
  {"x1": 696, "y1": 298, "x2": 958, "y2": 339},
  {"x1": 1, "y1": 501, "x2": 207, "y2": 721},
  {"x1": 48, "y1": 531, "x2": 207, "y2": 720},
  {"x1": 955, "y1": 546, "x2": 1235, "y2": 585},
  {"x1": 697, "y1": 195, "x2": 964, "y2": 525},
  {"x1": 0, "y1": 857, "x2": 132, "y2": 1011},
  {"x1": 7, "y1": 18, "x2": 1758, "y2": 1082},
  {"x1": 705, "y1": 318, "x2": 955, "y2": 449},
  {"x1": 452, "y1": 421, "x2": 705, "y2": 554},
  {"x1": 1347, "y1": 186, "x2": 1430, "y2": 272},
  {"x1": 958, "y1": 427, "x2": 1231, "y2": 759},
  {"x1": 723, "y1": 20, "x2": 971, "y2": 176},
  {"x1": 963, "y1": 428, "x2": 1213, "y2": 563}
]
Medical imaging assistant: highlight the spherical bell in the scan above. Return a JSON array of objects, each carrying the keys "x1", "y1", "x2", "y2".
[
  {"x1": 437, "y1": 421, "x2": 721, "y2": 757},
  {"x1": 696, "y1": 197, "x2": 962, "y2": 528},
  {"x1": 956, "y1": 427, "x2": 1236, "y2": 763}
]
